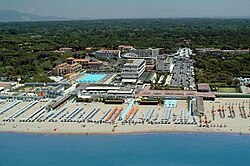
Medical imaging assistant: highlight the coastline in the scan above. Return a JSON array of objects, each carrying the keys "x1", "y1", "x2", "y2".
[{"x1": 1, "y1": 127, "x2": 249, "y2": 136}]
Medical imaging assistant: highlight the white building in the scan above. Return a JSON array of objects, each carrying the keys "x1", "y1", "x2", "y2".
[
  {"x1": 176, "y1": 48, "x2": 193, "y2": 58},
  {"x1": 95, "y1": 50, "x2": 121, "y2": 59},
  {"x1": 121, "y1": 59, "x2": 146, "y2": 80},
  {"x1": 156, "y1": 55, "x2": 174, "y2": 73},
  {"x1": 129, "y1": 48, "x2": 159, "y2": 59}
]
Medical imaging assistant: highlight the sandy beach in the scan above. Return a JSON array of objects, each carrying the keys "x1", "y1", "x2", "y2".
[{"x1": 0, "y1": 98, "x2": 249, "y2": 135}]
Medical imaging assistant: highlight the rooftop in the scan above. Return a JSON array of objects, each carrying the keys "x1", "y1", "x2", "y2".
[
  {"x1": 124, "y1": 59, "x2": 145, "y2": 67},
  {"x1": 70, "y1": 63, "x2": 81, "y2": 67},
  {"x1": 59, "y1": 47, "x2": 72, "y2": 50},
  {"x1": 57, "y1": 63, "x2": 68, "y2": 67},
  {"x1": 197, "y1": 83, "x2": 211, "y2": 92},
  {"x1": 73, "y1": 59, "x2": 89, "y2": 62},
  {"x1": 97, "y1": 49, "x2": 120, "y2": 53},
  {"x1": 118, "y1": 45, "x2": 134, "y2": 48}
]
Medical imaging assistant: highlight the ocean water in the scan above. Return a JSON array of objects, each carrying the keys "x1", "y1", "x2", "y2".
[{"x1": 0, "y1": 133, "x2": 249, "y2": 166}]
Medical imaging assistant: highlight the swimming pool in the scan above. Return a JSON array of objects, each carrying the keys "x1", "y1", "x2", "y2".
[
  {"x1": 164, "y1": 99, "x2": 177, "y2": 108},
  {"x1": 78, "y1": 74, "x2": 107, "y2": 83}
]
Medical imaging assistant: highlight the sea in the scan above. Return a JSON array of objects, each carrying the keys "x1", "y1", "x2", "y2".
[{"x1": 0, "y1": 133, "x2": 249, "y2": 166}]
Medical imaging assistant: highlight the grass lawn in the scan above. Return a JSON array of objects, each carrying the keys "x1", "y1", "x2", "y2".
[{"x1": 218, "y1": 87, "x2": 237, "y2": 93}]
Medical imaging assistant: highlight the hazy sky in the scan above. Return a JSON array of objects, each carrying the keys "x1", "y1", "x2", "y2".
[{"x1": 0, "y1": 0, "x2": 250, "y2": 19}]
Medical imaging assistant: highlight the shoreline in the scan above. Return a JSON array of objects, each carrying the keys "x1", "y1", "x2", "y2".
[{"x1": 1, "y1": 129, "x2": 249, "y2": 136}]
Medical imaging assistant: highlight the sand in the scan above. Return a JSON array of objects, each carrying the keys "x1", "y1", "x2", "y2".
[{"x1": 0, "y1": 98, "x2": 249, "y2": 135}]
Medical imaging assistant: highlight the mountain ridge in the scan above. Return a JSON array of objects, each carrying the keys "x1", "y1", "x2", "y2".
[{"x1": 0, "y1": 10, "x2": 68, "y2": 22}]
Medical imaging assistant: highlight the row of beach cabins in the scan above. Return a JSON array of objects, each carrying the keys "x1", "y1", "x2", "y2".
[{"x1": 0, "y1": 99, "x2": 197, "y2": 125}]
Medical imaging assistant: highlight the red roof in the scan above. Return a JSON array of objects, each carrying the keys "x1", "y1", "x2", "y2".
[{"x1": 73, "y1": 59, "x2": 89, "y2": 62}]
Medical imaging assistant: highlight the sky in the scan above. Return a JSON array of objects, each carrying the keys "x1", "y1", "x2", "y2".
[{"x1": 0, "y1": 0, "x2": 250, "y2": 19}]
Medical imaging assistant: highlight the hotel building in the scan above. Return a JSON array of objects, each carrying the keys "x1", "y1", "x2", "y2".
[
  {"x1": 53, "y1": 63, "x2": 82, "y2": 76},
  {"x1": 121, "y1": 59, "x2": 146, "y2": 80},
  {"x1": 156, "y1": 55, "x2": 173, "y2": 73},
  {"x1": 95, "y1": 50, "x2": 121, "y2": 59}
]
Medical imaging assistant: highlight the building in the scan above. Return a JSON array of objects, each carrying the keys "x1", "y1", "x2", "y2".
[
  {"x1": 234, "y1": 77, "x2": 250, "y2": 86},
  {"x1": 59, "y1": 47, "x2": 73, "y2": 52},
  {"x1": 53, "y1": 63, "x2": 68, "y2": 76},
  {"x1": 121, "y1": 59, "x2": 146, "y2": 80},
  {"x1": 53, "y1": 63, "x2": 82, "y2": 76},
  {"x1": 0, "y1": 82, "x2": 17, "y2": 92},
  {"x1": 73, "y1": 59, "x2": 89, "y2": 66},
  {"x1": 156, "y1": 55, "x2": 173, "y2": 73},
  {"x1": 118, "y1": 45, "x2": 135, "y2": 52},
  {"x1": 195, "y1": 48, "x2": 250, "y2": 56},
  {"x1": 197, "y1": 83, "x2": 211, "y2": 92},
  {"x1": 129, "y1": 48, "x2": 159, "y2": 65},
  {"x1": 176, "y1": 48, "x2": 193, "y2": 58},
  {"x1": 66, "y1": 57, "x2": 75, "y2": 64},
  {"x1": 95, "y1": 50, "x2": 121, "y2": 59},
  {"x1": 192, "y1": 97, "x2": 205, "y2": 116},
  {"x1": 66, "y1": 57, "x2": 103, "y2": 69},
  {"x1": 69, "y1": 63, "x2": 82, "y2": 73},
  {"x1": 121, "y1": 48, "x2": 159, "y2": 66},
  {"x1": 129, "y1": 48, "x2": 159, "y2": 59},
  {"x1": 87, "y1": 61, "x2": 103, "y2": 69},
  {"x1": 85, "y1": 47, "x2": 96, "y2": 52},
  {"x1": 77, "y1": 85, "x2": 135, "y2": 98}
]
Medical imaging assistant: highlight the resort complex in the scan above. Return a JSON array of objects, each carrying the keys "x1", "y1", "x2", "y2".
[{"x1": 0, "y1": 47, "x2": 249, "y2": 135}]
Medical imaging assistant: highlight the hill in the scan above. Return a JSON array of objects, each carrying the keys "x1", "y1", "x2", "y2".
[{"x1": 0, "y1": 10, "x2": 67, "y2": 22}]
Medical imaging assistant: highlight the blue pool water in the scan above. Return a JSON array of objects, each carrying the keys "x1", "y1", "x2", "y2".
[
  {"x1": 78, "y1": 74, "x2": 106, "y2": 83},
  {"x1": 0, "y1": 133, "x2": 249, "y2": 166},
  {"x1": 164, "y1": 99, "x2": 177, "y2": 108}
]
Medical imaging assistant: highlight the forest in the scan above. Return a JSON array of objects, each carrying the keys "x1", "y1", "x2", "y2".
[{"x1": 0, "y1": 18, "x2": 249, "y2": 83}]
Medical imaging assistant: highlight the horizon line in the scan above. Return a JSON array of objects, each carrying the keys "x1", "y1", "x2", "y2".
[{"x1": 0, "y1": 10, "x2": 250, "y2": 22}]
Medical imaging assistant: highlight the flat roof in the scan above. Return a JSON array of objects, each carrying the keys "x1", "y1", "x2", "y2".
[
  {"x1": 70, "y1": 63, "x2": 81, "y2": 67},
  {"x1": 138, "y1": 88, "x2": 215, "y2": 98},
  {"x1": 0, "y1": 83, "x2": 10, "y2": 87},
  {"x1": 73, "y1": 59, "x2": 89, "y2": 62},
  {"x1": 96, "y1": 50, "x2": 120, "y2": 53},
  {"x1": 50, "y1": 95, "x2": 72, "y2": 109},
  {"x1": 122, "y1": 79, "x2": 137, "y2": 83},
  {"x1": 108, "y1": 89, "x2": 134, "y2": 94},
  {"x1": 197, "y1": 83, "x2": 211, "y2": 91},
  {"x1": 57, "y1": 63, "x2": 68, "y2": 67},
  {"x1": 86, "y1": 87, "x2": 120, "y2": 90},
  {"x1": 196, "y1": 97, "x2": 204, "y2": 113},
  {"x1": 124, "y1": 59, "x2": 145, "y2": 67},
  {"x1": 59, "y1": 47, "x2": 72, "y2": 50}
]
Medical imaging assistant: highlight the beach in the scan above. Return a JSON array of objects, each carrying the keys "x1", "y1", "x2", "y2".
[{"x1": 0, "y1": 98, "x2": 249, "y2": 135}]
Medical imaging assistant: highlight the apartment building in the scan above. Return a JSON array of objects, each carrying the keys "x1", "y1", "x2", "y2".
[
  {"x1": 59, "y1": 47, "x2": 73, "y2": 52},
  {"x1": 95, "y1": 50, "x2": 121, "y2": 59},
  {"x1": 121, "y1": 59, "x2": 146, "y2": 79},
  {"x1": 129, "y1": 48, "x2": 159, "y2": 58},
  {"x1": 67, "y1": 57, "x2": 103, "y2": 69},
  {"x1": 156, "y1": 55, "x2": 173, "y2": 73},
  {"x1": 53, "y1": 63, "x2": 82, "y2": 76}
]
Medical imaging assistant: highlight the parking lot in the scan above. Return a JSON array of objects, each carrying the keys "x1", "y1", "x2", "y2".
[{"x1": 170, "y1": 57, "x2": 195, "y2": 90}]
